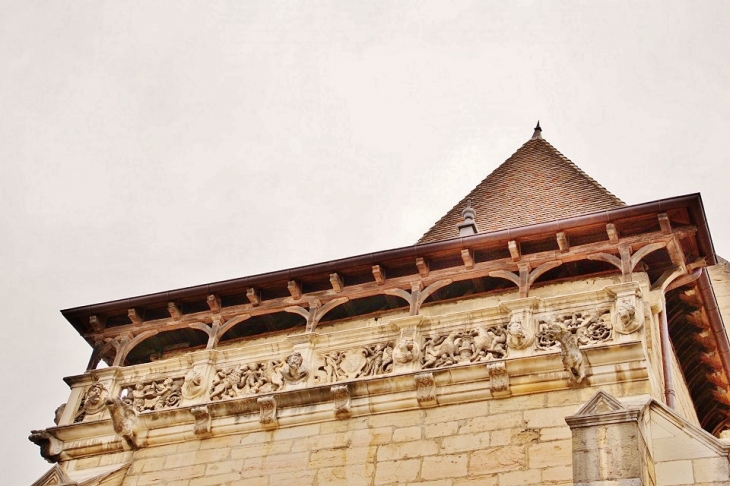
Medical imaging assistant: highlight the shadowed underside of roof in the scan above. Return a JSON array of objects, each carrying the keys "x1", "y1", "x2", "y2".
[{"x1": 418, "y1": 134, "x2": 625, "y2": 244}]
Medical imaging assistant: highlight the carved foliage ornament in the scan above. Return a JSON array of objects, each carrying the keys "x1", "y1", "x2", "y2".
[
  {"x1": 122, "y1": 376, "x2": 184, "y2": 413},
  {"x1": 536, "y1": 306, "x2": 612, "y2": 350},
  {"x1": 421, "y1": 324, "x2": 507, "y2": 370},
  {"x1": 314, "y1": 342, "x2": 394, "y2": 384},
  {"x1": 258, "y1": 395, "x2": 277, "y2": 427}
]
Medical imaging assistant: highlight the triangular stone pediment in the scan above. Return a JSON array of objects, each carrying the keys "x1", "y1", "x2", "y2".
[
  {"x1": 32, "y1": 465, "x2": 75, "y2": 486},
  {"x1": 574, "y1": 390, "x2": 626, "y2": 416}
]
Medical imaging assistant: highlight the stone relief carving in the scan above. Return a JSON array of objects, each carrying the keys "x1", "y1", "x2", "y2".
[
  {"x1": 536, "y1": 306, "x2": 612, "y2": 350},
  {"x1": 29, "y1": 430, "x2": 63, "y2": 463},
  {"x1": 280, "y1": 352, "x2": 309, "y2": 385},
  {"x1": 487, "y1": 361, "x2": 510, "y2": 393},
  {"x1": 257, "y1": 395, "x2": 277, "y2": 428},
  {"x1": 210, "y1": 359, "x2": 285, "y2": 401},
  {"x1": 331, "y1": 384, "x2": 351, "y2": 418},
  {"x1": 543, "y1": 323, "x2": 586, "y2": 383},
  {"x1": 74, "y1": 377, "x2": 109, "y2": 423},
  {"x1": 614, "y1": 300, "x2": 641, "y2": 334},
  {"x1": 190, "y1": 405, "x2": 211, "y2": 436},
  {"x1": 506, "y1": 318, "x2": 534, "y2": 350},
  {"x1": 121, "y1": 376, "x2": 184, "y2": 412},
  {"x1": 421, "y1": 325, "x2": 507, "y2": 369},
  {"x1": 314, "y1": 342, "x2": 394, "y2": 384},
  {"x1": 414, "y1": 372, "x2": 437, "y2": 406},
  {"x1": 393, "y1": 338, "x2": 419, "y2": 364},
  {"x1": 182, "y1": 368, "x2": 206, "y2": 399},
  {"x1": 105, "y1": 397, "x2": 139, "y2": 449}
]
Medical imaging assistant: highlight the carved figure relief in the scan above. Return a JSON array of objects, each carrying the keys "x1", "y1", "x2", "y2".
[
  {"x1": 614, "y1": 300, "x2": 641, "y2": 334},
  {"x1": 209, "y1": 359, "x2": 287, "y2": 401},
  {"x1": 393, "y1": 338, "x2": 419, "y2": 364},
  {"x1": 536, "y1": 306, "x2": 612, "y2": 350},
  {"x1": 121, "y1": 376, "x2": 184, "y2": 413},
  {"x1": 421, "y1": 325, "x2": 507, "y2": 369},
  {"x1": 543, "y1": 323, "x2": 586, "y2": 383},
  {"x1": 314, "y1": 342, "x2": 394, "y2": 384},
  {"x1": 280, "y1": 352, "x2": 309, "y2": 385},
  {"x1": 74, "y1": 377, "x2": 109, "y2": 423},
  {"x1": 506, "y1": 318, "x2": 534, "y2": 350},
  {"x1": 105, "y1": 397, "x2": 139, "y2": 449},
  {"x1": 182, "y1": 368, "x2": 206, "y2": 399}
]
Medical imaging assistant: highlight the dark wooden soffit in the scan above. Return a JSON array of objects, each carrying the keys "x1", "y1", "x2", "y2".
[{"x1": 62, "y1": 194, "x2": 716, "y2": 341}]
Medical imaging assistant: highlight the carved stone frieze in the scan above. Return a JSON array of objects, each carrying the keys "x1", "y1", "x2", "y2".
[
  {"x1": 122, "y1": 376, "x2": 184, "y2": 412},
  {"x1": 393, "y1": 337, "x2": 419, "y2": 365},
  {"x1": 414, "y1": 372, "x2": 437, "y2": 407},
  {"x1": 257, "y1": 395, "x2": 277, "y2": 428},
  {"x1": 190, "y1": 405, "x2": 211, "y2": 436},
  {"x1": 314, "y1": 342, "x2": 394, "y2": 384},
  {"x1": 421, "y1": 325, "x2": 507, "y2": 369},
  {"x1": 331, "y1": 384, "x2": 351, "y2": 418},
  {"x1": 210, "y1": 359, "x2": 284, "y2": 401},
  {"x1": 74, "y1": 377, "x2": 109, "y2": 423},
  {"x1": 280, "y1": 352, "x2": 309, "y2": 385},
  {"x1": 536, "y1": 306, "x2": 612, "y2": 350}
]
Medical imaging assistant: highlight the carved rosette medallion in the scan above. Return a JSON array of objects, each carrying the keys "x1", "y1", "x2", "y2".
[
  {"x1": 121, "y1": 376, "x2": 184, "y2": 413},
  {"x1": 314, "y1": 342, "x2": 394, "y2": 384}
]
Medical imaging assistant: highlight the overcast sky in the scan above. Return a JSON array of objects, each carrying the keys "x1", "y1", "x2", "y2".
[{"x1": 3, "y1": 2, "x2": 729, "y2": 482}]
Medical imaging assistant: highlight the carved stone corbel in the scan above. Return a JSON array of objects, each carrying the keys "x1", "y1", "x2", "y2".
[
  {"x1": 257, "y1": 396, "x2": 277, "y2": 429},
  {"x1": 414, "y1": 372, "x2": 437, "y2": 407},
  {"x1": 190, "y1": 406, "x2": 211, "y2": 436},
  {"x1": 28, "y1": 429, "x2": 63, "y2": 463},
  {"x1": 331, "y1": 384, "x2": 351, "y2": 418},
  {"x1": 105, "y1": 397, "x2": 140, "y2": 450},
  {"x1": 487, "y1": 362, "x2": 511, "y2": 397}
]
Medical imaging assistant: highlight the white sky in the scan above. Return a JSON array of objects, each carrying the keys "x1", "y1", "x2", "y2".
[{"x1": 2, "y1": 2, "x2": 729, "y2": 482}]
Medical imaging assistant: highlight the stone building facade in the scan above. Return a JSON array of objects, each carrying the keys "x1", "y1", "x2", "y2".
[{"x1": 30, "y1": 126, "x2": 730, "y2": 485}]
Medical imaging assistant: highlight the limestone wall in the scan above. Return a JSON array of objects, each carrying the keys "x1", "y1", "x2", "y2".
[{"x1": 65, "y1": 383, "x2": 648, "y2": 486}]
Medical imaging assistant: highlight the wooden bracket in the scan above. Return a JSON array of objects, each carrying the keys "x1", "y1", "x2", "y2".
[
  {"x1": 416, "y1": 257, "x2": 429, "y2": 278},
  {"x1": 461, "y1": 249, "x2": 474, "y2": 269},
  {"x1": 658, "y1": 213, "x2": 672, "y2": 234},
  {"x1": 508, "y1": 240, "x2": 521, "y2": 261},
  {"x1": 246, "y1": 288, "x2": 261, "y2": 306},
  {"x1": 89, "y1": 315, "x2": 106, "y2": 333},
  {"x1": 329, "y1": 273, "x2": 344, "y2": 293},
  {"x1": 287, "y1": 280, "x2": 302, "y2": 300},
  {"x1": 556, "y1": 232, "x2": 570, "y2": 253},
  {"x1": 385, "y1": 279, "x2": 451, "y2": 316},
  {"x1": 372, "y1": 265, "x2": 386, "y2": 285},
  {"x1": 606, "y1": 223, "x2": 619, "y2": 244},
  {"x1": 207, "y1": 294, "x2": 221, "y2": 313},
  {"x1": 167, "y1": 303, "x2": 182, "y2": 320},
  {"x1": 127, "y1": 309, "x2": 142, "y2": 326}
]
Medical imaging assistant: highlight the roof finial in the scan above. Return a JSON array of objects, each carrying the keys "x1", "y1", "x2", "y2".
[
  {"x1": 531, "y1": 120, "x2": 542, "y2": 140},
  {"x1": 457, "y1": 199, "x2": 479, "y2": 236}
]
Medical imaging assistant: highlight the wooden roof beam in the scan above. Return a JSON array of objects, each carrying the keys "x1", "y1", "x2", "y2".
[
  {"x1": 329, "y1": 273, "x2": 344, "y2": 293},
  {"x1": 508, "y1": 240, "x2": 520, "y2": 261},
  {"x1": 556, "y1": 232, "x2": 569, "y2": 253},
  {"x1": 416, "y1": 257, "x2": 429, "y2": 278},
  {"x1": 288, "y1": 280, "x2": 302, "y2": 300},
  {"x1": 247, "y1": 288, "x2": 261, "y2": 306},
  {"x1": 167, "y1": 302, "x2": 182, "y2": 320},
  {"x1": 606, "y1": 223, "x2": 619, "y2": 244},
  {"x1": 207, "y1": 294, "x2": 221, "y2": 313},
  {"x1": 372, "y1": 265, "x2": 386, "y2": 285},
  {"x1": 127, "y1": 309, "x2": 142, "y2": 325}
]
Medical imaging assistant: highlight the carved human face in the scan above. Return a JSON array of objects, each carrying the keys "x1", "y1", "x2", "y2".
[
  {"x1": 507, "y1": 320, "x2": 525, "y2": 337},
  {"x1": 87, "y1": 384, "x2": 103, "y2": 405},
  {"x1": 287, "y1": 353, "x2": 303, "y2": 368},
  {"x1": 618, "y1": 303, "x2": 635, "y2": 326}
]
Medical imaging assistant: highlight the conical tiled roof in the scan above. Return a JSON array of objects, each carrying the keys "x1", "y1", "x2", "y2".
[{"x1": 418, "y1": 132, "x2": 625, "y2": 244}]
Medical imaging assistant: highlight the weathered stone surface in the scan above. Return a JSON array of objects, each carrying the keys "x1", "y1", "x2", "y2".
[{"x1": 469, "y1": 445, "x2": 526, "y2": 475}]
